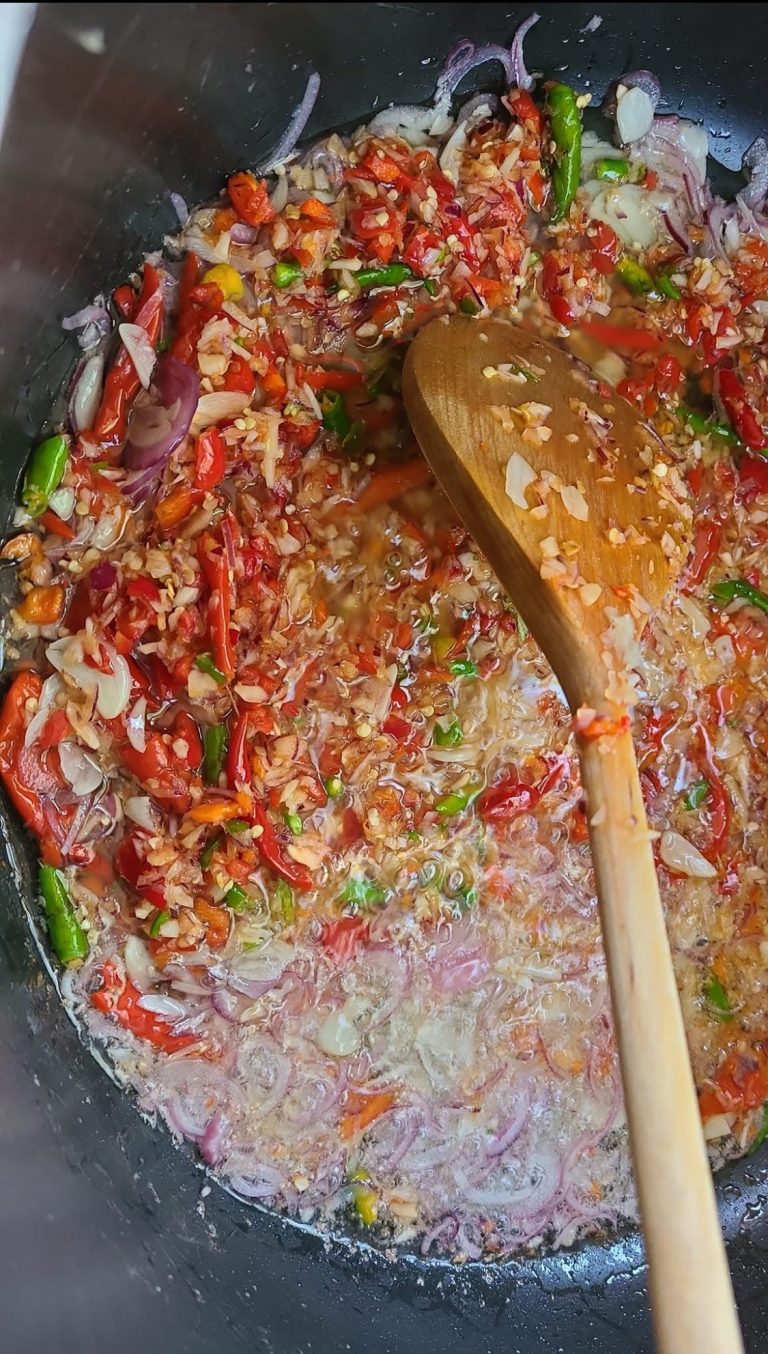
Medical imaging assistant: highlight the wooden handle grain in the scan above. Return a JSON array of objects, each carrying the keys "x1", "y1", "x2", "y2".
[{"x1": 579, "y1": 728, "x2": 743, "y2": 1354}]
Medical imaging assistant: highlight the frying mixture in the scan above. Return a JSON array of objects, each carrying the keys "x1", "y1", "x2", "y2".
[{"x1": 4, "y1": 17, "x2": 768, "y2": 1261}]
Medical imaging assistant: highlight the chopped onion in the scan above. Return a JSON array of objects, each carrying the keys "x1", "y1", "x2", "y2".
[
  {"x1": 589, "y1": 182, "x2": 663, "y2": 248},
  {"x1": 124, "y1": 796, "x2": 159, "y2": 832},
  {"x1": 258, "y1": 71, "x2": 321, "y2": 174},
  {"x1": 505, "y1": 450, "x2": 536, "y2": 509},
  {"x1": 316, "y1": 1004, "x2": 364, "y2": 1058},
  {"x1": 71, "y1": 352, "x2": 105, "y2": 433},
  {"x1": 616, "y1": 86, "x2": 655, "y2": 145},
  {"x1": 509, "y1": 12, "x2": 540, "y2": 93},
  {"x1": 659, "y1": 830, "x2": 717, "y2": 879},
  {"x1": 61, "y1": 299, "x2": 111, "y2": 352},
  {"x1": 138, "y1": 993, "x2": 189, "y2": 1020},
  {"x1": 119, "y1": 322, "x2": 157, "y2": 389},
  {"x1": 126, "y1": 697, "x2": 147, "y2": 753},
  {"x1": 47, "y1": 636, "x2": 132, "y2": 719},
  {"x1": 167, "y1": 190, "x2": 189, "y2": 226},
  {"x1": 48, "y1": 486, "x2": 75, "y2": 521},
  {"x1": 741, "y1": 136, "x2": 768, "y2": 210},
  {"x1": 89, "y1": 560, "x2": 117, "y2": 591},
  {"x1": 90, "y1": 505, "x2": 125, "y2": 552},
  {"x1": 124, "y1": 355, "x2": 199, "y2": 470},
  {"x1": 58, "y1": 742, "x2": 103, "y2": 796},
  {"x1": 439, "y1": 98, "x2": 496, "y2": 180},
  {"x1": 190, "y1": 390, "x2": 249, "y2": 434},
  {"x1": 23, "y1": 674, "x2": 62, "y2": 748}
]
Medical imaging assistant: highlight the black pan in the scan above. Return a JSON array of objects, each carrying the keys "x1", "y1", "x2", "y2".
[{"x1": 1, "y1": 5, "x2": 767, "y2": 1352}]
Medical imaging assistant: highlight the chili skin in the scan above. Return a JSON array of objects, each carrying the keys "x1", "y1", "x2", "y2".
[{"x1": 91, "y1": 960, "x2": 196, "y2": 1053}]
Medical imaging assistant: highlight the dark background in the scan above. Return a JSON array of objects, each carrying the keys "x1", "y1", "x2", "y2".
[{"x1": 2, "y1": 6, "x2": 768, "y2": 1352}]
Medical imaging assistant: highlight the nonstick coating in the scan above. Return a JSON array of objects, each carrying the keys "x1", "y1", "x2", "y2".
[{"x1": 1, "y1": 5, "x2": 768, "y2": 1352}]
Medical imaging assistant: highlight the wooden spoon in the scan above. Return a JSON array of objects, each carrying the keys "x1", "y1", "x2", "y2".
[{"x1": 403, "y1": 315, "x2": 743, "y2": 1354}]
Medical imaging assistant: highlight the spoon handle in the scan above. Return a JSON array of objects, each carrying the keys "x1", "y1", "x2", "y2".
[{"x1": 579, "y1": 727, "x2": 743, "y2": 1354}]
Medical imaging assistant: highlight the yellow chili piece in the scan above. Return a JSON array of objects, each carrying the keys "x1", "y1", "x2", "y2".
[
  {"x1": 201, "y1": 263, "x2": 244, "y2": 302},
  {"x1": 155, "y1": 485, "x2": 204, "y2": 530},
  {"x1": 187, "y1": 792, "x2": 251, "y2": 824},
  {"x1": 18, "y1": 584, "x2": 66, "y2": 625}
]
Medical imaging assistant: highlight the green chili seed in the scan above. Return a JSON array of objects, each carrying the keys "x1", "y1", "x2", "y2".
[
  {"x1": 356, "y1": 263, "x2": 413, "y2": 290},
  {"x1": 594, "y1": 157, "x2": 629, "y2": 183},
  {"x1": 683, "y1": 778, "x2": 710, "y2": 811},
  {"x1": 546, "y1": 83, "x2": 582, "y2": 223},
  {"x1": 199, "y1": 833, "x2": 222, "y2": 870},
  {"x1": 703, "y1": 975, "x2": 733, "y2": 1021},
  {"x1": 149, "y1": 909, "x2": 170, "y2": 938},
  {"x1": 22, "y1": 434, "x2": 70, "y2": 518},
  {"x1": 325, "y1": 775, "x2": 344, "y2": 800},
  {"x1": 616, "y1": 257, "x2": 660, "y2": 298},
  {"x1": 39, "y1": 864, "x2": 88, "y2": 964},
  {"x1": 449, "y1": 658, "x2": 479, "y2": 679},
  {"x1": 285, "y1": 812, "x2": 303, "y2": 836},
  {"x1": 195, "y1": 652, "x2": 227, "y2": 685},
  {"x1": 433, "y1": 716, "x2": 463, "y2": 748},
  {"x1": 340, "y1": 877, "x2": 386, "y2": 910},
  {"x1": 224, "y1": 883, "x2": 253, "y2": 911},
  {"x1": 749, "y1": 1102, "x2": 768, "y2": 1155},
  {"x1": 202, "y1": 724, "x2": 228, "y2": 785},
  {"x1": 273, "y1": 260, "x2": 302, "y2": 288},
  {"x1": 459, "y1": 295, "x2": 479, "y2": 315},
  {"x1": 711, "y1": 578, "x2": 768, "y2": 616}
]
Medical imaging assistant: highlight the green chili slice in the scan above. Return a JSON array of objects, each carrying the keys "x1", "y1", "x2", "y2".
[
  {"x1": 435, "y1": 785, "x2": 479, "y2": 816},
  {"x1": 423, "y1": 278, "x2": 438, "y2": 297},
  {"x1": 655, "y1": 269, "x2": 681, "y2": 300},
  {"x1": 616, "y1": 257, "x2": 661, "y2": 298},
  {"x1": 224, "y1": 883, "x2": 253, "y2": 911},
  {"x1": 273, "y1": 260, "x2": 302, "y2": 289},
  {"x1": 195, "y1": 652, "x2": 227, "y2": 685},
  {"x1": 22, "y1": 434, "x2": 70, "y2": 518},
  {"x1": 594, "y1": 157, "x2": 629, "y2": 183},
  {"x1": 285, "y1": 812, "x2": 303, "y2": 836},
  {"x1": 324, "y1": 775, "x2": 344, "y2": 799},
  {"x1": 202, "y1": 724, "x2": 228, "y2": 785},
  {"x1": 711, "y1": 578, "x2": 768, "y2": 615},
  {"x1": 356, "y1": 263, "x2": 413, "y2": 290},
  {"x1": 39, "y1": 864, "x2": 88, "y2": 964},
  {"x1": 433, "y1": 715, "x2": 463, "y2": 748},
  {"x1": 320, "y1": 389, "x2": 352, "y2": 441},
  {"x1": 546, "y1": 83, "x2": 582, "y2": 223},
  {"x1": 149, "y1": 909, "x2": 170, "y2": 938},
  {"x1": 449, "y1": 658, "x2": 478, "y2": 679},
  {"x1": 703, "y1": 975, "x2": 733, "y2": 1022},
  {"x1": 678, "y1": 406, "x2": 738, "y2": 444},
  {"x1": 272, "y1": 878, "x2": 295, "y2": 925},
  {"x1": 226, "y1": 818, "x2": 250, "y2": 835},
  {"x1": 683, "y1": 778, "x2": 710, "y2": 811},
  {"x1": 199, "y1": 833, "x2": 223, "y2": 870},
  {"x1": 339, "y1": 877, "x2": 386, "y2": 910},
  {"x1": 459, "y1": 295, "x2": 479, "y2": 315}
]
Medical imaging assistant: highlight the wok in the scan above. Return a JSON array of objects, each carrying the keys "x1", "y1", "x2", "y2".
[{"x1": 1, "y1": 5, "x2": 767, "y2": 1352}]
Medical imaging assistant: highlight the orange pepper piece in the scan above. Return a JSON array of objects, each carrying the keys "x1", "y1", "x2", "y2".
[
  {"x1": 155, "y1": 485, "x2": 204, "y2": 530},
  {"x1": 17, "y1": 584, "x2": 66, "y2": 625},
  {"x1": 339, "y1": 1090, "x2": 396, "y2": 1140}
]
